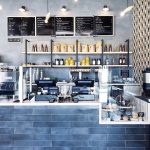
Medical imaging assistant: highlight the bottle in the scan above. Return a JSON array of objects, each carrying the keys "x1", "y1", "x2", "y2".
[
  {"x1": 41, "y1": 44, "x2": 44, "y2": 52},
  {"x1": 104, "y1": 44, "x2": 107, "y2": 52},
  {"x1": 92, "y1": 59, "x2": 96, "y2": 65},
  {"x1": 122, "y1": 55, "x2": 126, "y2": 65},
  {"x1": 119, "y1": 45, "x2": 122, "y2": 52},
  {"x1": 119, "y1": 55, "x2": 122, "y2": 65},
  {"x1": 40, "y1": 69, "x2": 43, "y2": 80},
  {"x1": 32, "y1": 45, "x2": 35, "y2": 52},
  {"x1": 112, "y1": 58, "x2": 115, "y2": 65},
  {"x1": 122, "y1": 44, "x2": 126, "y2": 52},
  {"x1": 105, "y1": 57, "x2": 109, "y2": 65},
  {"x1": 35, "y1": 44, "x2": 38, "y2": 52},
  {"x1": 108, "y1": 44, "x2": 112, "y2": 52},
  {"x1": 45, "y1": 44, "x2": 48, "y2": 52},
  {"x1": 60, "y1": 59, "x2": 64, "y2": 65},
  {"x1": 97, "y1": 59, "x2": 101, "y2": 65},
  {"x1": 55, "y1": 59, "x2": 59, "y2": 65}
]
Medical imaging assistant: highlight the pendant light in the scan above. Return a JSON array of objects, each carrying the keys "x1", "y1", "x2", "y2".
[
  {"x1": 61, "y1": 6, "x2": 67, "y2": 12},
  {"x1": 19, "y1": 6, "x2": 27, "y2": 12},
  {"x1": 120, "y1": 0, "x2": 133, "y2": 17},
  {"x1": 45, "y1": 0, "x2": 50, "y2": 23},
  {"x1": 103, "y1": 5, "x2": 110, "y2": 12}
]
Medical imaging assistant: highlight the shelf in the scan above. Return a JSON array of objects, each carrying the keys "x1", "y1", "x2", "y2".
[
  {"x1": 22, "y1": 65, "x2": 51, "y2": 68},
  {"x1": 53, "y1": 65, "x2": 76, "y2": 68},
  {"x1": 53, "y1": 52, "x2": 76, "y2": 54},
  {"x1": 22, "y1": 52, "x2": 51, "y2": 54},
  {"x1": 78, "y1": 65, "x2": 102, "y2": 68},
  {"x1": 78, "y1": 52, "x2": 102, "y2": 54},
  {"x1": 104, "y1": 65, "x2": 132, "y2": 67},
  {"x1": 103, "y1": 52, "x2": 133, "y2": 54}
]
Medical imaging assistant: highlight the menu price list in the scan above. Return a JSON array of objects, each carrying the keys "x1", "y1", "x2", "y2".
[
  {"x1": 8, "y1": 17, "x2": 35, "y2": 36},
  {"x1": 75, "y1": 17, "x2": 94, "y2": 36},
  {"x1": 36, "y1": 17, "x2": 55, "y2": 36},
  {"x1": 55, "y1": 17, "x2": 74, "y2": 36},
  {"x1": 94, "y1": 16, "x2": 114, "y2": 35}
]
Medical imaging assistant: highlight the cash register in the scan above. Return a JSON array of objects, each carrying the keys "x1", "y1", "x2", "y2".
[
  {"x1": 35, "y1": 80, "x2": 59, "y2": 103},
  {"x1": 72, "y1": 80, "x2": 95, "y2": 103}
]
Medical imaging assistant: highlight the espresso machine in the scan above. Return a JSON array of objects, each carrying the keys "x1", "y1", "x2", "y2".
[
  {"x1": 35, "y1": 80, "x2": 59, "y2": 103},
  {"x1": 142, "y1": 68, "x2": 150, "y2": 98},
  {"x1": 72, "y1": 80, "x2": 95, "y2": 102}
]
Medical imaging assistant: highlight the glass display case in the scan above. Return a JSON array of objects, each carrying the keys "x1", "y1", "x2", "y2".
[{"x1": 98, "y1": 66, "x2": 150, "y2": 124}]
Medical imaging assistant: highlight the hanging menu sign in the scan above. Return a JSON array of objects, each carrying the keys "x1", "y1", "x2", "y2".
[
  {"x1": 75, "y1": 17, "x2": 94, "y2": 36},
  {"x1": 94, "y1": 16, "x2": 114, "y2": 36},
  {"x1": 55, "y1": 17, "x2": 74, "y2": 36},
  {"x1": 36, "y1": 17, "x2": 55, "y2": 36},
  {"x1": 8, "y1": 17, "x2": 35, "y2": 36}
]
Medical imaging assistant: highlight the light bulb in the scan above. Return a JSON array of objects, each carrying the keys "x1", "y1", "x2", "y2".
[{"x1": 0, "y1": 5, "x2": 3, "y2": 10}]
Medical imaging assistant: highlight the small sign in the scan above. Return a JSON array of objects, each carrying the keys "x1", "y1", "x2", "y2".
[{"x1": 8, "y1": 38, "x2": 21, "y2": 42}]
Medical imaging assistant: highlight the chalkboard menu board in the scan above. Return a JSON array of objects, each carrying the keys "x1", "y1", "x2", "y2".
[
  {"x1": 75, "y1": 17, "x2": 94, "y2": 36},
  {"x1": 55, "y1": 17, "x2": 74, "y2": 36},
  {"x1": 94, "y1": 16, "x2": 114, "y2": 36},
  {"x1": 8, "y1": 17, "x2": 35, "y2": 36},
  {"x1": 36, "y1": 17, "x2": 55, "y2": 36}
]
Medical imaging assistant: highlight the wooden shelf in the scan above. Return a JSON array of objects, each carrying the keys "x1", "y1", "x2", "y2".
[
  {"x1": 78, "y1": 65, "x2": 102, "y2": 68},
  {"x1": 22, "y1": 65, "x2": 51, "y2": 68},
  {"x1": 104, "y1": 65, "x2": 133, "y2": 67},
  {"x1": 78, "y1": 52, "x2": 102, "y2": 54},
  {"x1": 22, "y1": 52, "x2": 51, "y2": 54},
  {"x1": 103, "y1": 52, "x2": 132, "y2": 54},
  {"x1": 53, "y1": 65, "x2": 76, "y2": 68},
  {"x1": 53, "y1": 52, "x2": 76, "y2": 54}
]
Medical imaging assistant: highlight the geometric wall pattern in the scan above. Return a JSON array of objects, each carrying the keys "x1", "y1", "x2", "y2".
[{"x1": 133, "y1": 0, "x2": 150, "y2": 84}]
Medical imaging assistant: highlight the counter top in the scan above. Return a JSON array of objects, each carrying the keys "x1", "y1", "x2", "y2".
[{"x1": 135, "y1": 96, "x2": 150, "y2": 103}]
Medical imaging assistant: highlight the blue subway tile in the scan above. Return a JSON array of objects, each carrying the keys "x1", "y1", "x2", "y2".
[
  {"x1": 0, "y1": 107, "x2": 14, "y2": 114},
  {"x1": 0, "y1": 114, "x2": 13, "y2": 121},
  {"x1": 88, "y1": 127, "x2": 125, "y2": 134},
  {"x1": 52, "y1": 141, "x2": 89, "y2": 147},
  {"x1": 13, "y1": 115, "x2": 51, "y2": 121},
  {"x1": 0, "y1": 128, "x2": 14, "y2": 134},
  {"x1": 13, "y1": 140, "x2": 52, "y2": 147},
  {"x1": 126, "y1": 141, "x2": 150, "y2": 147},
  {"x1": 0, "y1": 121, "x2": 33, "y2": 128},
  {"x1": 88, "y1": 115, "x2": 99, "y2": 122},
  {"x1": 89, "y1": 140, "x2": 125, "y2": 147},
  {"x1": 14, "y1": 108, "x2": 33, "y2": 114},
  {"x1": 0, "y1": 141, "x2": 12, "y2": 146},
  {"x1": 71, "y1": 122, "x2": 99, "y2": 127},
  {"x1": 0, "y1": 147, "x2": 12, "y2": 150},
  {"x1": 0, "y1": 135, "x2": 12, "y2": 141},
  {"x1": 126, "y1": 128, "x2": 150, "y2": 134},
  {"x1": 33, "y1": 106, "x2": 98, "y2": 115},
  {"x1": 14, "y1": 128, "x2": 51, "y2": 134},
  {"x1": 13, "y1": 134, "x2": 34, "y2": 140},
  {"x1": 13, "y1": 147, "x2": 33, "y2": 150},
  {"x1": 51, "y1": 127, "x2": 88, "y2": 135},
  {"x1": 33, "y1": 122, "x2": 71, "y2": 127},
  {"x1": 107, "y1": 134, "x2": 145, "y2": 140},
  {"x1": 51, "y1": 115, "x2": 88, "y2": 122}
]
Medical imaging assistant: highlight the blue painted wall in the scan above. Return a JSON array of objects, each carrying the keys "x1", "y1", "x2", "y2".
[{"x1": 0, "y1": 106, "x2": 149, "y2": 150}]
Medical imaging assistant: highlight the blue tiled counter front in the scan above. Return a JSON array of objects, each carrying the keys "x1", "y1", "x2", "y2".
[{"x1": 0, "y1": 105, "x2": 149, "y2": 150}]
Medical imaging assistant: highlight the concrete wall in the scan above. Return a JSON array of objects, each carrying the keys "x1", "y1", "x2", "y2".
[
  {"x1": 0, "y1": 0, "x2": 133, "y2": 66},
  {"x1": 0, "y1": 106, "x2": 149, "y2": 150}
]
